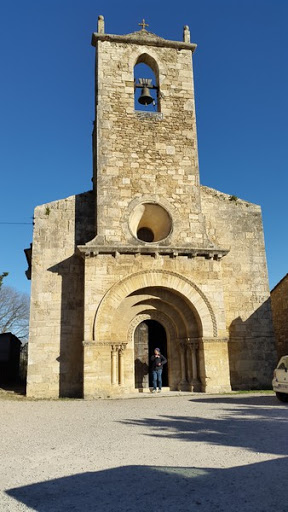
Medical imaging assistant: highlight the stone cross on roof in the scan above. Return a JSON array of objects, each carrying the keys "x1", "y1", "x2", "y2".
[{"x1": 138, "y1": 19, "x2": 149, "y2": 30}]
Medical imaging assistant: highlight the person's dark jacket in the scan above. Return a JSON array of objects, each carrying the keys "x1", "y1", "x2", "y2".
[{"x1": 151, "y1": 354, "x2": 167, "y2": 371}]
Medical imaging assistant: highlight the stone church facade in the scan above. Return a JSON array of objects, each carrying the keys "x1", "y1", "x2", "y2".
[{"x1": 26, "y1": 17, "x2": 276, "y2": 398}]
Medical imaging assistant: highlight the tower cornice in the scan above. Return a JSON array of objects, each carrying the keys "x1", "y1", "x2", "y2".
[{"x1": 91, "y1": 32, "x2": 197, "y2": 52}]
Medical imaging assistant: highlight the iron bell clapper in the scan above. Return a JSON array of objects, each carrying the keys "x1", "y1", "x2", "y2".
[{"x1": 138, "y1": 86, "x2": 154, "y2": 106}]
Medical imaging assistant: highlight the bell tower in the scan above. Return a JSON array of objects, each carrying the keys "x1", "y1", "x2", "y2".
[
  {"x1": 78, "y1": 16, "x2": 230, "y2": 398},
  {"x1": 88, "y1": 16, "x2": 221, "y2": 255}
]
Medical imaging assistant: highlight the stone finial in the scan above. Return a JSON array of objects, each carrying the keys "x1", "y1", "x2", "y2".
[
  {"x1": 98, "y1": 15, "x2": 105, "y2": 34},
  {"x1": 183, "y1": 25, "x2": 190, "y2": 43}
]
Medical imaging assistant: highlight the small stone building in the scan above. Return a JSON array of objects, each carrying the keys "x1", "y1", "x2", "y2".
[
  {"x1": 0, "y1": 333, "x2": 21, "y2": 383},
  {"x1": 26, "y1": 17, "x2": 276, "y2": 398},
  {"x1": 271, "y1": 274, "x2": 288, "y2": 358}
]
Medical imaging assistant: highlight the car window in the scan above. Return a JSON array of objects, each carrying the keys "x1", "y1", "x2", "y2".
[{"x1": 277, "y1": 357, "x2": 288, "y2": 370}]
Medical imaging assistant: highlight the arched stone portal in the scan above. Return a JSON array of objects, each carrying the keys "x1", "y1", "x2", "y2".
[
  {"x1": 87, "y1": 271, "x2": 215, "y2": 394},
  {"x1": 82, "y1": 270, "x2": 232, "y2": 397},
  {"x1": 93, "y1": 270, "x2": 217, "y2": 341}
]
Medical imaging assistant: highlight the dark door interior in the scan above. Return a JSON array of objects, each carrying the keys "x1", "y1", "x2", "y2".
[{"x1": 134, "y1": 320, "x2": 168, "y2": 388}]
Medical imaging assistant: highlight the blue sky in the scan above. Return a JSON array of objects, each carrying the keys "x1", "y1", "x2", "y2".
[{"x1": 0, "y1": 0, "x2": 287, "y2": 295}]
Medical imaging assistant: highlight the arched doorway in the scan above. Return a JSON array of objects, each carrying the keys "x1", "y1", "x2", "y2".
[
  {"x1": 92, "y1": 270, "x2": 220, "y2": 394},
  {"x1": 134, "y1": 320, "x2": 168, "y2": 389}
]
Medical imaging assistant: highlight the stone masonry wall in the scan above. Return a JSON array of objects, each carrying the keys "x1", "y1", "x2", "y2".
[
  {"x1": 94, "y1": 40, "x2": 210, "y2": 248},
  {"x1": 83, "y1": 254, "x2": 227, "y2": 342},
  {"x1": 27, "y1": 191, "x2": 94, "y2": 398},
  {"x1": 201, "y1": 185, "x2": 277, "y2": 388},
  {"x1": 82, "y1": 253, "x2": 230, "y2": 397}
]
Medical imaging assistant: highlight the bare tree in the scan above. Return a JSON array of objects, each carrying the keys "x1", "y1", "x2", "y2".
[
  {"x1": 0, "y1": 286, "x2": 30, "y2": 340},
  {"x1": 0, "y1": 272, "x2": 8, "y2": 289}
]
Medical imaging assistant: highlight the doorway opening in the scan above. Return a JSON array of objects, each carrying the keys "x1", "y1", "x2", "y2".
[{"x1": 134, "y1": 319, "x2": 168, "y2": 389}]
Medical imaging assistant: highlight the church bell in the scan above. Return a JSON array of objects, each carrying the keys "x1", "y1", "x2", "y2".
[
  {"x1": 136, "y1": 78, "x2": 155, "y2": 106},
  {"x1": 138, "y1": 85, "x2": 154, "y2": 106}
]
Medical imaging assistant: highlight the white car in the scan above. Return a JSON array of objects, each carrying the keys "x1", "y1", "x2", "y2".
[{"x1": 272, "y1": 355, "x2": 288, "y2": 402}]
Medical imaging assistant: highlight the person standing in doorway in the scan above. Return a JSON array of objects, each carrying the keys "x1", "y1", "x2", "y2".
[{"x1": 151, "y1": 348, "x2": 167, "y2": 393}]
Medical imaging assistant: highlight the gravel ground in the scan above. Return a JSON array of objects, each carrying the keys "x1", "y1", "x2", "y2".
[{"x1": 0, "y1": 392, "x2": 287, "y2": 512}]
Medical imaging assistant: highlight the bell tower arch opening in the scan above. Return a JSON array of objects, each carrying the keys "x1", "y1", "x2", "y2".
[
  {"x1": 134, "y1": 319, "x2": 168, "y2": 390},
  {"x1": 134, "y1": 54, "x2": 160, "y2": 111}
]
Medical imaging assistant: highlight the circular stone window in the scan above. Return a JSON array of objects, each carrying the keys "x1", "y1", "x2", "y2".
[{"x1": 129, "y1": 203, "x2": 172, "y2": 243}]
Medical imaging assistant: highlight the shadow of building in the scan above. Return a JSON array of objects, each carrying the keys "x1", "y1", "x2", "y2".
[
  {"x1": 6, "y1": 459, "x2": 288, "y2": 512},
  {"x1": 228, "y1": 298, "x2": 277, "y2": 390}
]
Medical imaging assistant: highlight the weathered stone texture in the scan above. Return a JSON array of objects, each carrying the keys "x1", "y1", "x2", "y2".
[
  {"x1": 93, "y1": 40, "x2": 209, "y2": 248},
  {"x1": 201, "y1": 186, "x2": 277, "y2": 387},
  {"x1": 27, "y1": 192, "x2": 94, "y2": 398},
  {"x1": 271, "y1": 274, "x2": 288, "y2": 357}
]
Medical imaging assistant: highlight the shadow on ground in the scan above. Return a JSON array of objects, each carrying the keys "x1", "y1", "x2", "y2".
[
  {"x1": 6, "y1": 459, "x2": 288, "y2": 512},
  {"x1": 191, "y1": 394, "x2": 278, "y2": 407},
  {"x1": 120, "y1": 395, "x2": 288, "y2": 456}
]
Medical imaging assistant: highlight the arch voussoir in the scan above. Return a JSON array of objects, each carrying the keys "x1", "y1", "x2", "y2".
[{"x1": 94, "y1": 270, "x2": 217, "y2": 342}]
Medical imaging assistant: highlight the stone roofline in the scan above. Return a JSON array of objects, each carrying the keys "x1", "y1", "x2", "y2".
[
  {"x1": 91, "y1": 32, "x2": 197, "y2": 53},
  {"x1": 77, "y1": 244, "x2": 229, "y2": 260},
  {"x1": 200, "y1": 185, "x2": 262, "y2": 210},
  {"x1": 270, "y1": 273, "x2": 288, "y2": 294}
]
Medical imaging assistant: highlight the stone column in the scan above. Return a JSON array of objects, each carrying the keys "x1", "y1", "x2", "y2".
[
  {"x1": 118, "y1": 344, "x2": 126, "y2": 386},
  {"x1": 188, "y1": 339, "x2": 201, "y2": 392},
  {"x1": 111, "y1": 345, "x2": 117, "y2": 385},
  {"x1": 178, "y1": 340, "x2": 189, "y2": 391},
  {"x1": 192, "y1": 344, "x2": 198, "y2": 379}
]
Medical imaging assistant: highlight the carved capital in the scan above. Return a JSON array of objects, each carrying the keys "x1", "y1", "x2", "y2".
[
  {"x1": 119, "y1": 343, "x2": 127, "y2": 354},
  {"x1": 111, "y1": 343, "x2": 127, "y2": 353}
]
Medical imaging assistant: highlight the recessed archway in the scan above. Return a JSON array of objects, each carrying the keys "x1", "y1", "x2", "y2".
[
  {"x1": 93, "y1": 270, "x2": 217, "y2": 342},
  {"x1": 92, "y1": 270, "x2": 219, "y2": 392}
]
